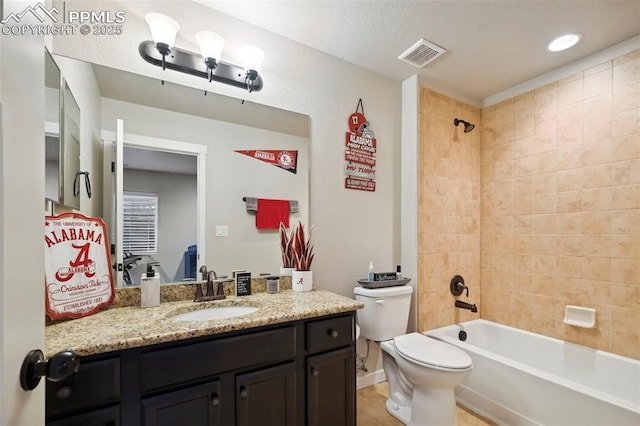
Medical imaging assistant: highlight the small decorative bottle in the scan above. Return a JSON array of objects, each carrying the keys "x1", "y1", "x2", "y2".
[{"x1": 368, "y1": 261, "x2": 374, "y2": 281}]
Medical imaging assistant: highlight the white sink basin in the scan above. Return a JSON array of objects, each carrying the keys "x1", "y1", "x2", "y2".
[{"x1": 171, "y1": 306, "x2": 259, "y2": 322}]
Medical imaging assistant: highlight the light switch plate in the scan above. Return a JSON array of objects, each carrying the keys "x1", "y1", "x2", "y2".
[{"x1": 215, "y1": 225, "x2": 228, "y2": 237}]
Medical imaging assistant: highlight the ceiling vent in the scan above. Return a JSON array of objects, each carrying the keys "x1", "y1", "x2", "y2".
[{"x1": 398, "y1": 39, "x2": 446, "y2": 68}]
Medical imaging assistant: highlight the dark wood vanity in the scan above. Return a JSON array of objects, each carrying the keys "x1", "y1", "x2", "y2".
[{"x1": 46, "y1": 311, "x2": 356, "y2": 426}]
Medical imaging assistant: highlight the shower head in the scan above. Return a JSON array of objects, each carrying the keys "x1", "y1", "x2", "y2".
[{"x1": 454, "y1": 118, "x2": 475, "y2": 133}]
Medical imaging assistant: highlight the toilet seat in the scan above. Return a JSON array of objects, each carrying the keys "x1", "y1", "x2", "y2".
[{"x1": 393, "y1": 332, "x2": 472, "y2": 370}]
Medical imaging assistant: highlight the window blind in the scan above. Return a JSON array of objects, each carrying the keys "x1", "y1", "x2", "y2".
[{"x1": 123, "y1": 193, "x2": 158, "y2": 254}]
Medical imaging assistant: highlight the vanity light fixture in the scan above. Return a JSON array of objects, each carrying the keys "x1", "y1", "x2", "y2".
[
  {"x1": 547, "y1": 33, "x2": 581, "y2": 52},
  {"x1": 140, "y1": 12, "x2": 264, "y2": 92}
]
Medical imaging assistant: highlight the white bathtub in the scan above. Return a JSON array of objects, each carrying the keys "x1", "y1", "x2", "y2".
[{"x1": 425, "y1": 319, "x2": 640, "y2": 426}]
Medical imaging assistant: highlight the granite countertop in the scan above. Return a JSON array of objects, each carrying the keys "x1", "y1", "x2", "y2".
[{"x1": 45, "y1": 289, "x2": 363, "y2": 357}]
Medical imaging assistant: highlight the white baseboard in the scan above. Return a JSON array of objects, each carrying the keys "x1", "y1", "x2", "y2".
[{"x1": 356, "y1": 368, "x2": 386, "y2": 390}]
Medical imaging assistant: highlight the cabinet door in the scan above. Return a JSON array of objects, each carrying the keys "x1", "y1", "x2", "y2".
[
  {"x1": 307, "y1": 347, "x2": 355, "y2": 426},
  {"x1": 141, "y1": 380, "x2": 222, "y2": 426},
  {"x1": 236, "y1": 363, "x2": 296, "y2": 426}
]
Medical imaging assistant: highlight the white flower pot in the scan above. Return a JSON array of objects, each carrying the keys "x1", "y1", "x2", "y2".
[
  {"x1": 279, "y1": 267, "x2": 295, "y2": 276},
  {"x1": 292, "y1": 270, "x2": 313, "y2": 292}
]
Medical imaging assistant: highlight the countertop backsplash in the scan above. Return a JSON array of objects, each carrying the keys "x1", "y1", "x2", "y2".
[{"x1": 46, "y1": 276, "x2": 293, "y2": 325}]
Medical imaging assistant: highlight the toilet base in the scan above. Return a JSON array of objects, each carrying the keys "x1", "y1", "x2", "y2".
[
  {"x1": 385, "y1": 387, "x2": 458, "y2": 426},
  {"x1": 385, "y1": 397, "x2": 411, "y2": 425}
]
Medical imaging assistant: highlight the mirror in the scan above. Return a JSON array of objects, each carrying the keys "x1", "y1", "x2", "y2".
[
  {"x1": 53, "y1": 55, "x2": 310, "y2": 287},
  {"x1": 61, "y1": 80, "x2": 81, "y2": 209},
  {"x1": 44, "y1": 49, "x2": 62, "y2": 204}
]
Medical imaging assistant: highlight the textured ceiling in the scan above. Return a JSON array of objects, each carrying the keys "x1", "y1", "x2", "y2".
[{"x1": 196, "y1": 0, "x2": 640, "y2": 105}]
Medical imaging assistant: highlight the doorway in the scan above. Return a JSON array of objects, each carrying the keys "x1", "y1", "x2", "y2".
[{"x1": 102, "y1": 127, "x2": 207, "y2": 287}]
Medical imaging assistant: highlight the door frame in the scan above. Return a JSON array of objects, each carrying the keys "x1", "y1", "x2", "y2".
[{"x1": 102, "y1": 128, "x2": 207, "y2": 285}]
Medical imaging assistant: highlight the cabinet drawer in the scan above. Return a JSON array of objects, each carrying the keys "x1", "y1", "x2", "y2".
[
  {"x1": 140, "y1": 326, "x2": 295, "y2": 393},
  {"x1": 306, "y1": 315, "x2": 353, "y2": 354},
  {"x1": 46, "y1": 358, "x2": 120, "y2": 419},
  {"x1": 47, "y1": 404, "x2": 120, "y2": 426}
]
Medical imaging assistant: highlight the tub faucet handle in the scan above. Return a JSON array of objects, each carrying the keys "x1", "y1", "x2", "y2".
[{"x1": 450, "y1": 274, "x2": 468, "y2": 297}]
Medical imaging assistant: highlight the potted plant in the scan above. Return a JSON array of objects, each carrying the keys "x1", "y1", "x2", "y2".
[
  {"x1": 290, "y1": 221, "x2": 314, "y2": 292},
  {"x1": 279, "y1": 222, "x2": 295, "y2": 276}
]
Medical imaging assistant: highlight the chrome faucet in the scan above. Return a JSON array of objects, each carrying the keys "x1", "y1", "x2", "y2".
[{"x1": 455, "y1": 300, "x2": 478, "y2": 313}]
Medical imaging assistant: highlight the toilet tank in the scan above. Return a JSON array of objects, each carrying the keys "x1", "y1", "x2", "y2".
[{"x1": 354, "y1": 285, "x2": 413, "y2": 341}]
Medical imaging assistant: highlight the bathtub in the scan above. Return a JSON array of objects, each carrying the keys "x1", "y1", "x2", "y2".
[{"x1": 425, "y1": 319, "x2": 640, "y2": 426}]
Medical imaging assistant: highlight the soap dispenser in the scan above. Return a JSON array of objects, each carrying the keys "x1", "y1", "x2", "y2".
[{"x1": 141, "y1": 264, "x2": 160, "y2": 308}]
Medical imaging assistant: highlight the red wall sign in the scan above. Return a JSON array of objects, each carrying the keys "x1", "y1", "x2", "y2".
[
  {"x1": 344, "y1": 100, "x2": 376, "y2": 192},
  {"x1": 44, "y1": 212, "x2": 115, "y2": 319}
]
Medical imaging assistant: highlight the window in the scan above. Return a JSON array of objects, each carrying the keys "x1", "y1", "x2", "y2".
[{"x1": 123, "y1": 193, "x2": 158, "y2": 254}]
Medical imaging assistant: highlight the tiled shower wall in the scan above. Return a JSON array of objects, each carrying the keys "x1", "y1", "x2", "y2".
[
  {"x1": 481, "y1": 49, "x2": 639, "y2": 359},
  {"x1": 417, "y1": 89, "x2": 482, "y2": 332},
  {"x1": 418, "y1": 49, "x2": 639, "y2": 360}
]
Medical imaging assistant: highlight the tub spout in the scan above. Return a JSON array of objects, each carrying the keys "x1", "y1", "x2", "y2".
[{"x1": 455, "y1": 300, "x2": 478, "y2": 313}]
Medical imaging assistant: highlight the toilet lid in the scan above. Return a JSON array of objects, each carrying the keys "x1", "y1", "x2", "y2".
[{"x1": 393, "y1": 333, "x2": 472, "y2": 370}]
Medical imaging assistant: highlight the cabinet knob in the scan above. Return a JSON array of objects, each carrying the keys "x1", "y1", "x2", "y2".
[
  {"x1": 239, "y1": 387, "x2": 248, "y2": 398},
  {"x1": 211, "y1": 393, "x2": 220, "y2": 406},
  {"x1": 328, "y1": 329, "x2": 339, "y2": 338},
  {"x1": 56, "y1": 386, "x2": 73, "y2": 400},
  {"x1": 310, "y1": 367, "x2": 319, "y2": 377}
]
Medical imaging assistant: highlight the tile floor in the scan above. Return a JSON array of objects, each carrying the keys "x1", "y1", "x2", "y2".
[{"x1": 357, "y1": 382, "x2": 495, "y2": 426}]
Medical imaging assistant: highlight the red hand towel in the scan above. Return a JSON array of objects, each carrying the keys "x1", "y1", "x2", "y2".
[{"x1": 256, "y1": 199, "x2": 290, "y2": 230}]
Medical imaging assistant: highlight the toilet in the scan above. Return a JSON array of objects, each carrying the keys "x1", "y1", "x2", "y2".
[{"x1": 354, "y1": 285, "x2": 472, "y2": 426}]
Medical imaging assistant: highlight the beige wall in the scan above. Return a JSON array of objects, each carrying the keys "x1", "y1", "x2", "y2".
[
  {"x1": 481, "y1": 49, "x2": 640, "y2": 359},
  {"x1": 417, "y1": 89, "x2": 482, "y2": 332},
  {"x1": 418, "y1": 50, "x2": 639, "y2": 360}
]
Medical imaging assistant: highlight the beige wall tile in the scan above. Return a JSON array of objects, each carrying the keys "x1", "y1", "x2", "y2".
[
  {"x1": 583, "y1": 93, "x2": 612, "y2": 122},
  {"x1": 581, "y1": 235, "x2": 611, "y2": 257},
  {"x1": 612, "y1": 184, "x2": 640, "y2": 209},
  {"x1": 557, "y1": 190, "x2": 582, "y2": 213},
  {"x1": 558, "y1": 102, "x2": 584, "y2": 129},
  {"x1": 581, "y1": 211, "x2": 612, "y2": 234},
  {"x1": 583, "y1": 115, "x2": 612, "y2": 144},
  {"x1": 613, "y1": 57, "x2": 640, "y2": 91},
  {"x1": 612, "y1": 158, "x2": 640, "y2": 185},
  {"x1": 612, "y1": 108, "x2": 640, "y2": 138},
  {"x1": 582, "y1": 257, "x2": 611, "y2": 281},
  {"x1": 611, "y1": 134, "x2": 640, "y2": 161},
  {"x1": 557, "y1": 123, "x2": 583, "y2": 146},
  {"x1": 514, "y1": 92, "x2": 535, "y2": 120},
  {"x1": 584, "y1": 66, "x2": 612, "y2": 98},
  {"x1": 581, "y1": 187, "x2": 612, "y2": 211},
  {"x1": 579, "y1": 140, "x2": 611, "y2": 167},
  {"x1": 535, "y1": 87, "x2": 558, "y2": 115},
  {"x1": 612, "y1": 209, "x2": 640, "y2": 234},
  {"x1": 558, "y1": 78, "x2": 583, "y2": 107},
  {"x1": 610, "y1": 283, "x2": 640, "y2": 309},
  {"x1": 612, "y1": 83, "x2": 640, "y2": 114},
  {"x1": 611, "y1": 258, "x2": 640, "y2": 284},
  {"x1": 421, "y1": 51, "x2": 639, "y2": 360}
]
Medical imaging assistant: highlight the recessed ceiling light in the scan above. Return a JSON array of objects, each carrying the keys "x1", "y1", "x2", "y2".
[{"x1": 547, "y1": 33, "x2": 581, "y2": 52}]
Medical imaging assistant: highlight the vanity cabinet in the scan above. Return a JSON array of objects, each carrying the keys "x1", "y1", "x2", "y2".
[{"x1": 46, "y1": 312, "x2": 355, "y2": 426}]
